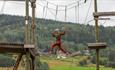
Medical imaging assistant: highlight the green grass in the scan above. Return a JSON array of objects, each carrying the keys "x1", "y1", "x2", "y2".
[
  {"x1": 51, "y1": 66, "x2": 112, "y2": 70},
  {"x1": 39, "y1": 56, "x2": 114, "y2": 70}
]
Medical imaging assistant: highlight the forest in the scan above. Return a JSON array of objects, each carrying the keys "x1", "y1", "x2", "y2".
[{"x1": 0, "y1": 14, "x2": 115, "y2": 68}]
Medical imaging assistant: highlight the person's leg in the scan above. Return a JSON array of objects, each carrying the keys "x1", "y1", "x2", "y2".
[
  {"x1": 49, "y1": 42, "x2": 57, "y2": 53},
  {"x1": 58, "y1": 44, "x2": 67, "y2": 54}
]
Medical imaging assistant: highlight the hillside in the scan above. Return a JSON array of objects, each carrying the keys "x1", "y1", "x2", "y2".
[
  {"x1": 0, "y1": 14, "x2": 115, "y2": 49},
  {"x1": 0, "y1": 14, "x2": 115, "y2": 69}
]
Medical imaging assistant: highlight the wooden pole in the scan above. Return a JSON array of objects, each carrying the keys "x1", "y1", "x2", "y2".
[
  {"x1": 25, "y1": 0, "x2": 31, "y2": 70},
  {"x1": 94, "y1": 0, "x2": 99, "y2": 42},
  {"x1": 30, "y1": 0, "x2": 36, "y2": 70},
  {"x1": 31, "y1": 0, "x2": 36, "y2": 45},
  {"x1": 94, "y1": 0, "x2": 100, "y2": 70},
  {"x1": 13, "y1": 54, "x2": 23, "y2": 70},
  {"x1": 25, "y1": 0, "x2": 29, "y2": 44}
]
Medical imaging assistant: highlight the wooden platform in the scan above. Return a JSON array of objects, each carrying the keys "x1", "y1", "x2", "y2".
[
  {"x1": 87, "y1": 42, "x2": 107, "y2": 49},
  {"x1": 0, "y1": 42, "x2": 35, "y2": 54},
  {"x1": 93, "y1": 11, "x2": 115, "y2": 17}
]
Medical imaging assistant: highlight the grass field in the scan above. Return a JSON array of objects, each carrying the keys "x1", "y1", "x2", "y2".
[
  {"x1": 40, "y1": 56, "x2": 114, "y2": 70},
  {"x1": 0, "y1": 56, "x2": 114, "y2": 70}
]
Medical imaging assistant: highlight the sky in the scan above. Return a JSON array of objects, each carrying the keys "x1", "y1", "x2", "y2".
[{"x1": 0, "y1": 0, "x2": 115, "y2": 26}]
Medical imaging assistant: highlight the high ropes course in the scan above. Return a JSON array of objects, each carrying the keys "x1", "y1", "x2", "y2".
[{"x1": 0, "y1": 0, "x2": 115, "y2": 70}]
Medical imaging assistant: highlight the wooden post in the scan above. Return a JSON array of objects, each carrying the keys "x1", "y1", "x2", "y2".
[
  {"x1": 31, "y1": 0, "x2": 36, "y2": 45},
  {"x1": 94, "y1": 0, "x2": 99, "y2": 42},
  {"x1": 30, "y1": 0, "x2": 36, "y2": 70},
  {"x1": 25, "y1": 0, "x2": 31, "y2": 70},
  {"x1": 25, "y1": 0, "x2": 29, "y2": 44},
  {"x1": 94, "y1": 0, "x2": 100, "y2": 70},
  {"x1": 96, "y1": 49, "x2": 99, "y2": 70},
  {"x1": 13, "y1": 54, "x2": 23, "y2": 70},
  {"x1": 31, "y1": 55, "x2": 36, "y2": 70}
]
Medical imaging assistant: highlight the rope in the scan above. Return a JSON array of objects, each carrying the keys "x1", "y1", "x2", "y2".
[
  {"x1": 77, "y1": 1, "x2": 79, "y2": 23},
  {"x1": 75, "y1": 6, "x2": 77, "y2": 23},
  {"x1": 66, "y1": 2, "x2": 84, "y2": 10},
  {"x1": 0, "y1": 0, "x2": 6, "y2": 14},
  {"x1": 65, "y1": 6, "x2": 67, "y2": 21},
  {"x1": 55, "y1": 5, "x2": 58, "y2": 21},
  {"x1": 45, "y1": 0, "x2": 83, "y2": 7},
  {"x1": 84, "y1": 0, "x2": 93, "y2": 24},
  {"x1": 44, "y1": 2, "x2": 48, "y2": 20},
  {"x1": 84, "y1": 0, "x2": 87, "y2": 3},
  {"x1": 42, "y1": 6, "x2": 45, "y2": 18},
  {"x1": 38, "y1": 0, "x2": 85, "y2": 11},
  {"x1": 80, "y1": 0, "x2": 93, "y2": 33},
  {"x1": 47, "y1": 8, "x2": 56, "y2": 17}
]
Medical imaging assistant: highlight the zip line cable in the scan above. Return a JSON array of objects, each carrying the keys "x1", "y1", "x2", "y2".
[
  {"x1": 39, "y1": 0, "x2": 85, "y2": 11},
  {"x1": 67, "y1": 2, "x2": 84, "y2": 10},
  {"x1": 67, "y1": 0, "x2": 83, "y2": 6},
  {"x1": 45, "y1": 0, "x2": 83, "y2": 7},
  {"x1": 3, "y1": 0, "x2": 93, "y2": 26},
  {"x1": 80, "y1": 0, "x2": 93, "y2": 32},
  {"x1": 42, "y1": 2, "x2": 56, "y2": 19},
  {"x1": 84, "y1": 0, "x2": 93, "y2": 24}
]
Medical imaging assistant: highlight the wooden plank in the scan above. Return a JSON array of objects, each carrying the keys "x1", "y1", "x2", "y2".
[
  {"x1": 0, "y1": 42, "x2": 24, "y2": 53},
  {"x1": 0, "y1": 47, "x2": 26, "y2": 53},
  {"x1": 0, "y1": 42, "x2": 37, "y2": 53},
  {"x1": 0, "y1": 42, "x2": 24, "y2": 48},
  {"x1": 87, "y1": 42, "x2": 107, "y2": 49},
  {"x1": 93, "y1": 12, "x2": 115, "y2": 17},
  {"x1": 94, "y1": 18, "x2": 110, "y2": 20},
  {"x1": 24, "y1": 44, "x2": 35, "y2": 48}
]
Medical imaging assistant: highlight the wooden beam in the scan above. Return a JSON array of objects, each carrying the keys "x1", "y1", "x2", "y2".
[
  {"x1": 93, "y1": 12, "x2": 115, "y2": 17},
  {"x1": 0, "y1": 47, "x2": 25, "y2": 53},
  {"x1": 94, "y1": 18, "x2": 110, "y2": 20},
  {"x1": 13, "y1": 54, "x2": 23, "y2": 70},
  {"x1": 24, "y1": 44, "x2": 35, "y2": 48}
]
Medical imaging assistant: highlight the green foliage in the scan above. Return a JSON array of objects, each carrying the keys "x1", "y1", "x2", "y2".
[
  {"x1": 36, "y1": 58, "x2": 50, "y2": 70},
  {"x1": 107, "y1": 62, "x2": 115, "y2": 68},
  {"x1": 1, "y1": 14, "x2": 115, "y2": 68},
  {"x1": 0, "y1": 54, "x2": 15, "y2": 67},
  {"x1": 100, "y1": 58, "x2": 107, "y2": 66},
  {"x1": 79, "y1": 59, "x2": 87, "y2": 66},
  {"x1": 1, "y1": 14, "x2": 115, "y2": 50}
]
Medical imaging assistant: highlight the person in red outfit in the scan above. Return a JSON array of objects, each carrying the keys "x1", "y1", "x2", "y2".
[{"x1": 49, "y1": 29, "x2": 67, "y2": 55}]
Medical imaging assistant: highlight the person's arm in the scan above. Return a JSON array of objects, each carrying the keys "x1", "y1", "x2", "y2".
[
  {"x1": 51, "y1": 31, "x2": 56, "y2": 37},
  {"x1": 60, "y1": 31, "x2": 65, "y2": 35}
]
